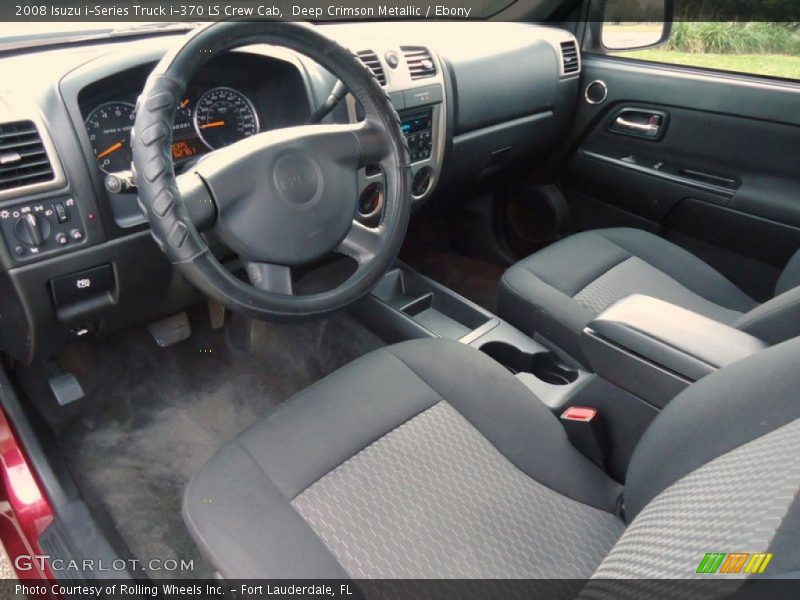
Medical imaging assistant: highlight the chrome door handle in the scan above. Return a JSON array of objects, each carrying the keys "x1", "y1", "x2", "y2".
[
  {"x1": 609, "y1": 109, "x2": 667, "y2": 139},
  {"x1": 614, "y1": 116, "x2": 660, "y2": 132}
]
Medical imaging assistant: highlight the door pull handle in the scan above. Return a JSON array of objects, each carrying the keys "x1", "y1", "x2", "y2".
[{"x1": 614, "y1": 116, "x2": 660, "y2": 133}]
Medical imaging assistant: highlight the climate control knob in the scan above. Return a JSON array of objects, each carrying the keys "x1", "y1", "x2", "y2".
[{"x1": 14, "y1": 213, "x2": 51, "y2": 247}]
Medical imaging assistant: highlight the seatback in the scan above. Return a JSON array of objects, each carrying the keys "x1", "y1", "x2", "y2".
[
  {"x1": 593, "y1": 419, "x2": 799, "y2": 580},
  {"x1": 775, "y1": 248, "x2": 800, "y2": 296},
  {"x1": 734, "y1": 286, "x2": 800, "y2": 344},
  {"x1": 613, "y1": 337, "x2": 800, "y2": 578},
  {"x1": 733, "y1": 248, "x2": 800, "y2": 344},
  {"x1": 625, "y1": 336, "x2": 800, "y2": 517}
]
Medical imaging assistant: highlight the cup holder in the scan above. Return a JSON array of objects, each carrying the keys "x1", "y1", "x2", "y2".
[{"x1": 480, "y1": 342, "x2": 579, "y2": 386}]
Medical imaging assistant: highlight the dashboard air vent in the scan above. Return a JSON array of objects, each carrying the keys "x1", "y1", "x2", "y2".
[
  {"x1": 560, "y1": 40, "x2": 580, "y2": 75},
  {"x1": 402, "y1": 46, "x2": 436, "y2": 80},
  {"x1": 356, "y1": 50, "x2": 387, "y2": 86},
  {"x1": 0, "y1": 120, "x2": 55, "y2": 192}
]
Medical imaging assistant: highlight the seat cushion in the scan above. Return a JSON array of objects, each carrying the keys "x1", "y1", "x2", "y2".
[
  {"x1": 498, "y1": 228, "x2": 758, "y2": 366},
  {"x1": 183, "y1": 338, "x2": 623, "y2": 579},
  {"x1": 292, "y1": 401, "x2": 624, "y2": 578},
  {"x1": 184, "y1": 337, "x2": 800, "y2": 581}
]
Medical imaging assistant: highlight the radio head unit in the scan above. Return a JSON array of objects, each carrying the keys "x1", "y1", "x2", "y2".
[{"x1": 400, "y1": 108, "x2": 433, "y2": 163}]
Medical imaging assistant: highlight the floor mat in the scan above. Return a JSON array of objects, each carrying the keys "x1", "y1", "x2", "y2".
[{"x1": 55, "y1": 309, "x2": 384, "y2": 579}]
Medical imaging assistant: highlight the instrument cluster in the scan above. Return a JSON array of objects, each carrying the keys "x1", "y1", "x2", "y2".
[{"x1": 84, "y1": 85, "x2": 260, "y2": 175}]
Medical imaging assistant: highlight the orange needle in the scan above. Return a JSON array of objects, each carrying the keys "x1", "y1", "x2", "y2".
[
  {"x1": 200, "y1": 120, "x2": 226, "y2": 129},
  {"x1": 97, "y1": 141, "x2": 123, "y2": 159},
  {"x1": 180, "y1": 98, "x2": 190, "y2": 108}
]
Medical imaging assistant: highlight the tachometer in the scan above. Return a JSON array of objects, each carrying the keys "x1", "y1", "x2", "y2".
[
  {"x1": 85, "y1": 101, "x2": 136, "y2": 174},
  {"x1": 194, "y1": 87, "x2": 259, "y2": 150}
]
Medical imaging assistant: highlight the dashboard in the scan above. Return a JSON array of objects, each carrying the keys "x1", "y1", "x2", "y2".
[{"x1": 0, "y1": 22, "x2": 581, "y2": 364}]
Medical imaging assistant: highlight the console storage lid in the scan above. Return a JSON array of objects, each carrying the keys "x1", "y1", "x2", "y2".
[{"x1": 580, "y1": 295, "x2": 767, "y2": 408}]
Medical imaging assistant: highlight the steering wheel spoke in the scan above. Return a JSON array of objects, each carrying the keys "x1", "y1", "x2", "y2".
[
  {"x1": 352, "y1": 119, "x2": 393, "y2": 167},
  {"x1": 176, "y1": 172, "x2": 216, "y2": 232},
  {"x1": 245, "y1": 261, "x2": 293, "y2": 295},
  {"x1": 336, "y1": 220, "x2": 384, "y2": 265}
]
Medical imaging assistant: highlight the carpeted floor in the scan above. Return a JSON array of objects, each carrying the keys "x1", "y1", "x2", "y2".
[
  {"x1": 407, "y1": 253, "x2": 506, "y2": 313},
  {"x1": 55, "y1": 309, "x2": 384, "y2": 579},
  {"x1": 400, "y1": 214, "x2": 508, "y2": 313}
]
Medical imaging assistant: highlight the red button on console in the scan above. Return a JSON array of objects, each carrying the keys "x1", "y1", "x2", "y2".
[{"x1": 561, "y1": 406, "x2": 597, "y2": 422}]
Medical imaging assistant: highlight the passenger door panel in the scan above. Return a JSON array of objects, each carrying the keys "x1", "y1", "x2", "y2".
[{"x1": 562, "y1": 56, "x2": 800, "y2": 271}]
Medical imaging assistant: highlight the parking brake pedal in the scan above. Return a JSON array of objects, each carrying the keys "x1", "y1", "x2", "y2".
[{"x1": 147, "y1": 312, "x2": 191, "y2": 347}]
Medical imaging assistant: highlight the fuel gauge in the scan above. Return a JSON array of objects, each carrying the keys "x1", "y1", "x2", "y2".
[{"x1": 172, "y1": 96, "x2": 195, "y2": 137}]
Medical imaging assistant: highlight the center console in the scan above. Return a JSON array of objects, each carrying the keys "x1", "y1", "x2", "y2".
[
  {"x1": 354, "y1": 263, "x2": 592, "y2": 411},
  {"x1": 351, "y1": 44, "x2": 446, "y2": 222},
  {"x1": 352, "y1": 263, "x2": 653, "y2": 480},
  {"x1": 352, "y1": 267, "x2": 771, "y2": 482},
  {"x1": 366, "y1": 267, "x2": 496, "y2": 343},
  {"x1": 581, "y1": 295, "x2": 767, "y2": 408},
  {"x1": 401, "y1": 107, "x2": 434, "y2": 163}
]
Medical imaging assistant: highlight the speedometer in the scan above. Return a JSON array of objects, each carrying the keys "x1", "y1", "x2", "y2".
[
  {"x1": 85, "y1": 101, "x2": 136, "y2": 174},
  {"x1": 194, "y1": 87, "x2": 259, "y2": 150}
]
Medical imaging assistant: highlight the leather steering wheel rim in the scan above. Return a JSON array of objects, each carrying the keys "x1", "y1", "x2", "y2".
[{"x1": 132, "y1": 20, "x2": 411, "y2": 321}]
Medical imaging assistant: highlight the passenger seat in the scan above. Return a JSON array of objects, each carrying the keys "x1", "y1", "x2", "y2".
[{"x1": 498, "y1": 228, "x2": 800, "y2": 367}]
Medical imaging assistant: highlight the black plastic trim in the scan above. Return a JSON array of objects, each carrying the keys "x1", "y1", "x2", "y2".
[{"x1": 581, "y1": 149, "x2": 737, "y2": 198}]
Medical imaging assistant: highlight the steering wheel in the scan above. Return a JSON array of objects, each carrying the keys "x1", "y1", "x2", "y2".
[{"x1": 132, "y1": 20, "x2": 411, "y2": 321}]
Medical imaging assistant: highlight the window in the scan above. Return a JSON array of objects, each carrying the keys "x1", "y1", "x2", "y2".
[{"x1": 608, "y1": 21, "x2": 800, "y2": 81}]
